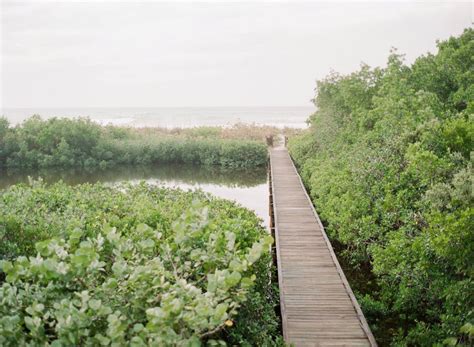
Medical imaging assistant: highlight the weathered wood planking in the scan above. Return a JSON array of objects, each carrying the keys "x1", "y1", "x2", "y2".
[{"x1": 270, "y1": 148, "x2": 377, "y2": 347}]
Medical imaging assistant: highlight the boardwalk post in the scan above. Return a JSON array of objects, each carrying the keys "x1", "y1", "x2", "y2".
[{"x1": 269, "y1": 147, "x2": 377, "y2": 346}]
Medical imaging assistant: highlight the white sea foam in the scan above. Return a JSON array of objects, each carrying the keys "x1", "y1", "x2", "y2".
[
  {"x1": 94, "y1": 118, "x2": 136, "y2": 126},
  {"x1": 1, "y1": 107, "x2": 314, "y2": 128}
]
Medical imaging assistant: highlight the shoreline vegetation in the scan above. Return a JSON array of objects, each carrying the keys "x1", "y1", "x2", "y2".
[
  {"x1": 0, "y1": 119, "x2": 286, "y2": 345},
  {"x1": 0, "y1": 116, "x2": 301, "y2": 169},
  {"x1": 289, "y1": 29, "x2": 473, "y2": 345}
]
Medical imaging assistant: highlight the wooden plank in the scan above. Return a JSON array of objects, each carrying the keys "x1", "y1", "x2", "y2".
[{"x1": 270, "y1": 147, "x2": 377, "y2": 347}]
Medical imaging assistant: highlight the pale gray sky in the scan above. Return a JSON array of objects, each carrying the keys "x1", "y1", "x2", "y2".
[{"x1": 1, "y1": 1, "x2": 472, "y2": 108}]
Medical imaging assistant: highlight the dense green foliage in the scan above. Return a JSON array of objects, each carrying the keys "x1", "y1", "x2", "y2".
[
  {"x1": 0, "y1": 116, "x2": 267, "y2": 169},
  {"x1": 0, "y1": 182, "x2": 282, "y2": 346},
  {"x1": 289, "y1": 29, "x2": 473, "y2": 345}
]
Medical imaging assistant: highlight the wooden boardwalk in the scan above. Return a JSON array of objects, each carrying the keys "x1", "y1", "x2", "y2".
[{"x1": 269, "y1": 147, "x2": 377, "y2": 347}]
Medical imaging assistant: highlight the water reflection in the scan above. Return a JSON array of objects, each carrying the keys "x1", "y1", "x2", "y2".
[{"x1": 0, "y1": 164, "x2": 270, "y2": 227}]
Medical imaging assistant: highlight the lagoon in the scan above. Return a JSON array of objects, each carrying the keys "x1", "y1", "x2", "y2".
[{"x1": 0, "y1": 163, "x2": 270, "y2": 228}]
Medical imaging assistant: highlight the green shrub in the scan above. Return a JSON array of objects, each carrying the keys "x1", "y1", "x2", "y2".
[
  {"x1": 0, "y1": 182, "x2": 282, "y2": 345},
  {"x1": 289, "y1": 28, "x2": 473, "y2": 345},
  {"x1": 0, "y1": 117, "x2": 268, "y2": 169}
]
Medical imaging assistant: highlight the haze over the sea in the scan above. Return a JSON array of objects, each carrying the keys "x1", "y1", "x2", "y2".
[
  {"x1": 1, "y1": 106, "x2": 314, "y2": 128},
  {"x1": 1, "y1": 1, "x2": 470, "y2": 126}
]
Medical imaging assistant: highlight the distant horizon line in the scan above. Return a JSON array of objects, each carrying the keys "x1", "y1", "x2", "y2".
[{"x1": 1, "y1": 105, "x2": 315, "y2": 110}]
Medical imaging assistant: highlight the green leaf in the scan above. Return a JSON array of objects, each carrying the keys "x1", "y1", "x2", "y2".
[
  {"x1": 89, "y1": 299, "x2": 101, "y2": 310},
  {"x1": 443, "y1": 337, "x2": 458, "y2": 346},
  {"x1": 225, "y1": 271, "x2": 241, "y2": 287},
  {"x1": 0, "y1": 260, "x2": 13, "y2": 273},
  {"x1": 213, "y1": 303, "x2": 228, "y2": 322},
  {"x1": 226, "y1": 232, "x2": 236, "y2": 251},
  {"x1": 105, "y1": 226, "x2": 120, "y2": 243}
]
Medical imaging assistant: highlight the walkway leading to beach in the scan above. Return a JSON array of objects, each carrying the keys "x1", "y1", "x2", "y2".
[{"x1": 269, "y1": 147, "x2": 377, "y2": 347}]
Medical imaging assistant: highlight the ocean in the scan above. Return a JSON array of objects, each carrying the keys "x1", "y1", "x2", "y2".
[{"x1": 1, "y1": 106, "x2": 314, "y2": 128}]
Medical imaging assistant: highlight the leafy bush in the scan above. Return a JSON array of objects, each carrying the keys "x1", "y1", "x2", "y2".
[
  {"x1": 289, "y1": 29, "x2": 473, "y2": 345},
  {"x1": 0, "y1": 117, "x2": 268, "y2": 169},
  {"x1": 0, "y1": 182, "x2": 282, "y2": 346}
]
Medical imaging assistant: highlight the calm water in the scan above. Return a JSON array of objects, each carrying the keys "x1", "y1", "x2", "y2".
[
  {"x1": 1, "y1": 106, "x2": 313, "y2": 128},
  {"x1": 0, "y1": 106, "x2": 295, "y2": 227},
  {"x1": 0, "y1": 163, "x2": 270, "y2": 228}
]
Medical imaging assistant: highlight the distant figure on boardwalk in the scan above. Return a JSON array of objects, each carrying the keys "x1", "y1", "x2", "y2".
[{"x1": 266, "y1": 135, "x2": 274, "y2": 147}]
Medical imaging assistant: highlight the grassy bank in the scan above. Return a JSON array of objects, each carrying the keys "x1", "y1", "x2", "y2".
[
  {"x1": 289, "y1": 29, "x2": 473, "y2": 345},
  {"x1": 0, "y1": 182, "x2": 283, "y2": 346},
  {"x1": 0, "y1": 117, "x2": 271, "y2": 169},
  {"x1": 132, "y1": 122, "x2": 300, "y2": 142}
]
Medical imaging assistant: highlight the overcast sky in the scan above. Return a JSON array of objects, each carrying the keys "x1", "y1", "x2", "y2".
[{"x1": 1, "y1": 1, "x2": 472, "y2": 108}]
